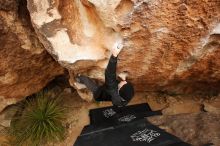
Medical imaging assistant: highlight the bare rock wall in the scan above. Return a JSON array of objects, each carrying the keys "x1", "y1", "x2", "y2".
[
  {"x1": 27, "y1": 0, "x2": 220, "y2": 99},
  {"x1": 0, "y1": 0, "x2": 64, "y2": 111}
]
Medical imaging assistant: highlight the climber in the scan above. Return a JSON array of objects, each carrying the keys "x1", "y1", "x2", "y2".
[{"x1": 75, "y1": 45, "x2": 134, "y2": 107}]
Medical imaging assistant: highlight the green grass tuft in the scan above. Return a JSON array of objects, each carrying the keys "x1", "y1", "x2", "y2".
[{"x1": 9, "y1": 90, "x2": 66, "y2": 146}]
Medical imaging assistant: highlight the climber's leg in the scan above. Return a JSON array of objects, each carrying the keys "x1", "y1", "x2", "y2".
[
  {"x1": 75, "y1": 75, "x2": 111, "y2": 102},
  {"x1": 76, "y1": 75, "x2": 99, "y2": 93}
]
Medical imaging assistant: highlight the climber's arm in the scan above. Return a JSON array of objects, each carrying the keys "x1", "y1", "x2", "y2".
[
  {"x1": 105, "y1": 55, "x2": 124, "y2": 106},
  {"x1": 105, "y1": 55, "x2": 118, "y2": 90},
  {"x1": 105, "y1": 42, "x2": 126, "y2": 106},
  {"x1": 105, "y1": 43, "x2": 123, "y2": 89},
  {"x1": 105, "y1": 55, "x2": 125, "y2": 106}
]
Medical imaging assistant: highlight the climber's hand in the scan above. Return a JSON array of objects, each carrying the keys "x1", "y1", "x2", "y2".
[{"x1": 112, "y1": 43, "x2": 123, "y2": 57}]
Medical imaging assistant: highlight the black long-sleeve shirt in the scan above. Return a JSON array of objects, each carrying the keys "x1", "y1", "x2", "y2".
[{"x1": 94, "y1": 55, "x2": 125, "y2": 106}]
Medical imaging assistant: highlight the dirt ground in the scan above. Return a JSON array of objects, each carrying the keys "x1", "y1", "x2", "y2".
[{"x1": 1, "y1": 84, "x2": 219, "y2": 146}]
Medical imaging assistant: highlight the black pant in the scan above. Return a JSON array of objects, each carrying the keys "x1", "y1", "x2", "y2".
[
  {"x1": 77, "y1": 75, "x2": 99, "y2": 94},
  {"x1": 78, "y1": 75, "x2": 114, "y2": 101}
]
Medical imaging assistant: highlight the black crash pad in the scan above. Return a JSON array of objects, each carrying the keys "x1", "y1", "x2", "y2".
[
  {"x1": 89, "y1": 103, "x2": 161, "y2": 126},
  {"x1": 81, "y1": 110, "x2": 162, "y2": 135},
  {"x1": 74, "y1": 119, "x2": 191, "y2": 146}
]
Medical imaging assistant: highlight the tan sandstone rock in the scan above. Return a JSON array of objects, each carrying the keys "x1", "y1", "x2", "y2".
[
  {"x1": 145, "y1": 93, "x2": 203, "y2": 114},
  {"x1": 0, "y1": 0, "x2": 64, "y2": 111},
  {"x1": 148, "y1": 112, "x2": 220, "y2": 146},
  {"x1": 161, "y1": 96, "x2": 202, "y2": 115},
  {"x1": 0, "y1": 105, "x2": 19, "y2": 128},
  {"x1": 204, "y1": 97, "x2": 220, "y2": 114},
  {"x1": 27, "y1": 0, "x2": 220, "y2": 99}
]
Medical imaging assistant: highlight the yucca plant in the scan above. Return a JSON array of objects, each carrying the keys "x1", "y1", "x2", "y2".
[{"x1": 10, "y1": 90, "x2": 66, "y2": 146}]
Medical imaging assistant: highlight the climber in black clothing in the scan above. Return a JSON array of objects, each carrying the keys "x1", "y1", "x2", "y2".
[{"x1": 75, "y1": 45, "x2": 134, "y2": 107}]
